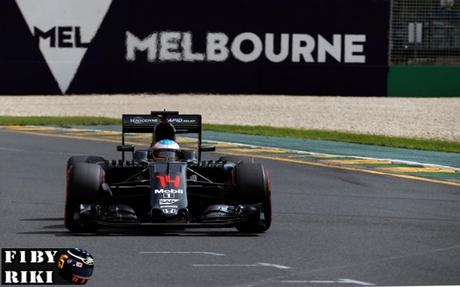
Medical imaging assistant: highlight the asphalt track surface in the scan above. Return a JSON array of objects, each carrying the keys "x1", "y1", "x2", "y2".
[{"x1": 1, "y1": 130, "x2": 460, "y2": 287}]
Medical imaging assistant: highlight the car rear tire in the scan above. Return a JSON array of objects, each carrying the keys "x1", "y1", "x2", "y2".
[
  {"x1": 65, "y1": 162, "x2": 103, "y2": 232},
  {"x1": 219, "y1": 156, "x2": 254, "y2": 165},
  {"x1": 234, "y1": 163, "x2": 272, "y2": 233},
  {"x1": 67, "y1": 156, "x2": 105, "y2": 170}
]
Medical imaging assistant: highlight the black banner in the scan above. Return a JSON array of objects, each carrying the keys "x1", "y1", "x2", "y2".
[
  {"x1": 2, "y1": 248, "x2": 94, "y2": 285},
  {"x1": 0, "y1": 0, "x2": 390, "y2": 96}
]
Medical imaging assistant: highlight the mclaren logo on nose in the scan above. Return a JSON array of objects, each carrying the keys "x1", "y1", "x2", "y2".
[{"x1": 15, "y1": 0, "x2": 113, "y2": 94}]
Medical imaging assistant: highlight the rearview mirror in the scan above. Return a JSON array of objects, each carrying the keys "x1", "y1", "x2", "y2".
[
  {"x1": 117, "y1": 145, "x2": 135, "y2": 152},
  {"x1": 200, "y1": 145, "x2": 216, "y2": 152}
]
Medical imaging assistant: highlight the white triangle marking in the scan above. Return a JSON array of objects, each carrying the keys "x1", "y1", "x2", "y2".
[{"x1": 16, "y1": 0, "x2": 112, "y2": 94}]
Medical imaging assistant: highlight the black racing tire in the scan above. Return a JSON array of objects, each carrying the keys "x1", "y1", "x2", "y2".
[
  {"x1": 65, "y1": 162, "x2": 103, "y2": 232},
  {"x1": 219, "y1": 156, "x2": 254, "y2": 165},
  {"x1": 66, "y1": 156, "x2": 105, "y2": 170},
  {"x1": 64, "y1": 202, "x2": 98, "y2": 233},
  {"x1": 234, "y1": 163, "x2": 272, "y2": 233}
]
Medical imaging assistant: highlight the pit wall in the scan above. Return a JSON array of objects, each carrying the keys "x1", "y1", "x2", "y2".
[{"x1": 388, "y1": 66, "x2": 460, "y2": 97}]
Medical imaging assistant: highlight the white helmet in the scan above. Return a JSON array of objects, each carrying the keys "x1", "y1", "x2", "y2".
[{"x1": 151, "y1": 139, "x2": 181, "y2": 161}]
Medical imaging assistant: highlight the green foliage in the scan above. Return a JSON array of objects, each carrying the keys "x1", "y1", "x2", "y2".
[{"x1": 0, "y1": 116, "x2": 120, "y2": 126}]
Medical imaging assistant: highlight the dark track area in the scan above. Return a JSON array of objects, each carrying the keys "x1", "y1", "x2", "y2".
[{"x1": 1, "y1": 130, "x2": 459, "y2": 286}]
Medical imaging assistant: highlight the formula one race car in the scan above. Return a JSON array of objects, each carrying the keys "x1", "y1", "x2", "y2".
[{"x1": 64, "y1": 111, "x2": 271, "y2": 233}]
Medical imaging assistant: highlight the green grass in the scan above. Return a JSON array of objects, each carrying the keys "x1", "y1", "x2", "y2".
[
  {"x1": 0, "y1": 116, "x2": 459, "y2": 153},
  {"x1": 0, "y1": 116, "x2": 119, "y2": 126}
]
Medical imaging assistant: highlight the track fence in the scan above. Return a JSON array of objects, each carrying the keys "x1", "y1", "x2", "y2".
[{"x1": 390, "y1": 0, "x2": 460, "y2": 65}]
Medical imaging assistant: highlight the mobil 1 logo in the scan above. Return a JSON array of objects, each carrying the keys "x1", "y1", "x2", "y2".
[{"x1": 2, "y1": 248, "x2": 94, "y2": 285}]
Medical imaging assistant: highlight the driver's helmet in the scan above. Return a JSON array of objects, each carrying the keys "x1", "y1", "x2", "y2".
[
  {"x1": 57, "y1": 248, "x2": 94, "y2": 284},
  {"x1": 154, "y1": 121, "x2": 176, "y2": 142},
  {"x1": 151, "y1": 139, "x2": 181, "y2": 161}
]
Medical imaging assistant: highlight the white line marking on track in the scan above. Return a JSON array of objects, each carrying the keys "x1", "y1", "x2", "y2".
[
  {"x1": 192, "y1": 262, "x2": 292, "y2": 269},
  {"x1": 193, "y1": 264, "x2": 258, "y2": 267},
  {"x1": 257, "y1": 262, "x2": 293, "y2": 269},
  {"x1": 140, "y1": 251, "x2": 225, "y2": 256},
  {"x1": 281, "y1": 278, "x2": 374, "y2": 285},
  {"x1": 337, "y1": 279, "x2": 375, "y2": 286},
  {"x1": 281, "y1": 281, "x2": 335, "y2": 284},
  {"x1": 0, "y1": 146, "x2": 24, "y2": 152}
]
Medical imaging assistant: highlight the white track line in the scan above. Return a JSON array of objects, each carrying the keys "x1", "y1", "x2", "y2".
[
  {"x1": 0, "y1": 146, "x2": 25, "y2": 152},
  {"x1": 140, "y1": 251, "x2": 225, "y2": 256},
  {"x1": 257, "y1": 262, "x2": 293, "y2": 269},
  {"x1": 192, "y1": 262, "x2": 292, "y2": 269},
  {"x1": 282, "y1": 281, "x2": 336, "y2": 284},
  {"x1": 281, "y1": 278, "x2": 374, "y2": 285},
  {"x1": 373, "y1": 286, "x2": 460, "y2": 287}
]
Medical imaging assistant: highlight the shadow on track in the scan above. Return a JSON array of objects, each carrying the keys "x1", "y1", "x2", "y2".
[
  {"x1": 21, "y1": 217, "x2": 64, "y2": 221},
  {"x1": 19, "y1": 217, "x2": 259, "y2": 237}
]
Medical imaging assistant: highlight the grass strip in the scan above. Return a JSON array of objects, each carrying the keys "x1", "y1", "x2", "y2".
[
  {"x1": 0, "y1": 116, "x2": 119, "y2": 126},
  {"x1": 0, "y1": 116, "x2": 458, "y2": 153}
]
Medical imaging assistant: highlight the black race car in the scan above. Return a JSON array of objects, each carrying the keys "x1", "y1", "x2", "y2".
[{"x1": 65, "y1": 111, "x2": 271, "y2": 233}]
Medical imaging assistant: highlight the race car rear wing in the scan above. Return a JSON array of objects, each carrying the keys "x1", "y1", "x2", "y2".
[
  {"x1": 122, "y1": 112, "x2": 201, "y2": 134},
  {"x1": 121, "y1": 111, "x2": 211, "y2": 161}
]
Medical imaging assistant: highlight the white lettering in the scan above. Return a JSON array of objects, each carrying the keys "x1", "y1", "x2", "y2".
[
  {"x1": 344, "y1": 34, "x2": 366, "y2": 63},
  {"x1": 124, "y1": 31, "x2": 367, "y2": 64},
  {"x1": 46, "y1": 271, "x2": 54, "y2": 283},
  {"x1": 30, "y1": 251, "x2": 44, "y2": 263},
  {"x1": 4, "y1": 250, "x2": 57, "y2": 264},
  {"x1": 20, "y1": 271, "x2": 28, "y2": 284},
  {"x1": 4, "y1": 271, "x2": 19, "y2": 284},
  {"x1": 162, "y1": 208, "x2": 177, "y2": 214},
  {"x1": 29, "y1": 270, "x2": 52, "y2": 284},
  {"x1": 265, "y1": 33, "x2": 289, "y2": 63},
  {"x1": 159, "y1": 199, "x2": 180, "y2": 204},
  {"x1": 45, "y1": 250, "x2": 57, "y2": 263},
  {"x1": 182, "y1": 32, "x2": 205, "y2": 62},
  {"x1": 159, "y1": 32, "x2": 181, "y2": 61},
  {"x1": 292, "y1": 34, "x2": 315, "y2": 62},
  {"x1": 154, "y1": 189, "x2": 184, "y2": 194},
  {"x1": 206, "y1": 33, "x2": 229, "y2": 62},
  {"x1": 4, "y1": 250, "x2": 16, "y2": 263},
  {"x1": 317, "y1": 34, "x2": 341, "y2": 63},
  {"x1": 4, "y1": 270, "x2": 54, "y2": 284},
  {"x1": 231, "y1": 32, "x2": 263, "y2": 62},
  {"x1": 126, "y1": 32, "x2": 157, "y2": 62}
]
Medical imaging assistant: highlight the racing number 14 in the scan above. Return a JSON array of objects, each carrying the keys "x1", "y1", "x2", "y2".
[{"x1": 156, "y1": 175, "x2": 181, "y2": 188}]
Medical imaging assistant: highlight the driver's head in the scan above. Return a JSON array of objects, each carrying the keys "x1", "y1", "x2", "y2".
[
  {"x1": 151, "y1": 139, "x2": 181, "y2": 161},
  {"x1": 153, "y1": 121, "x2": 176, "y2": 142}
]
